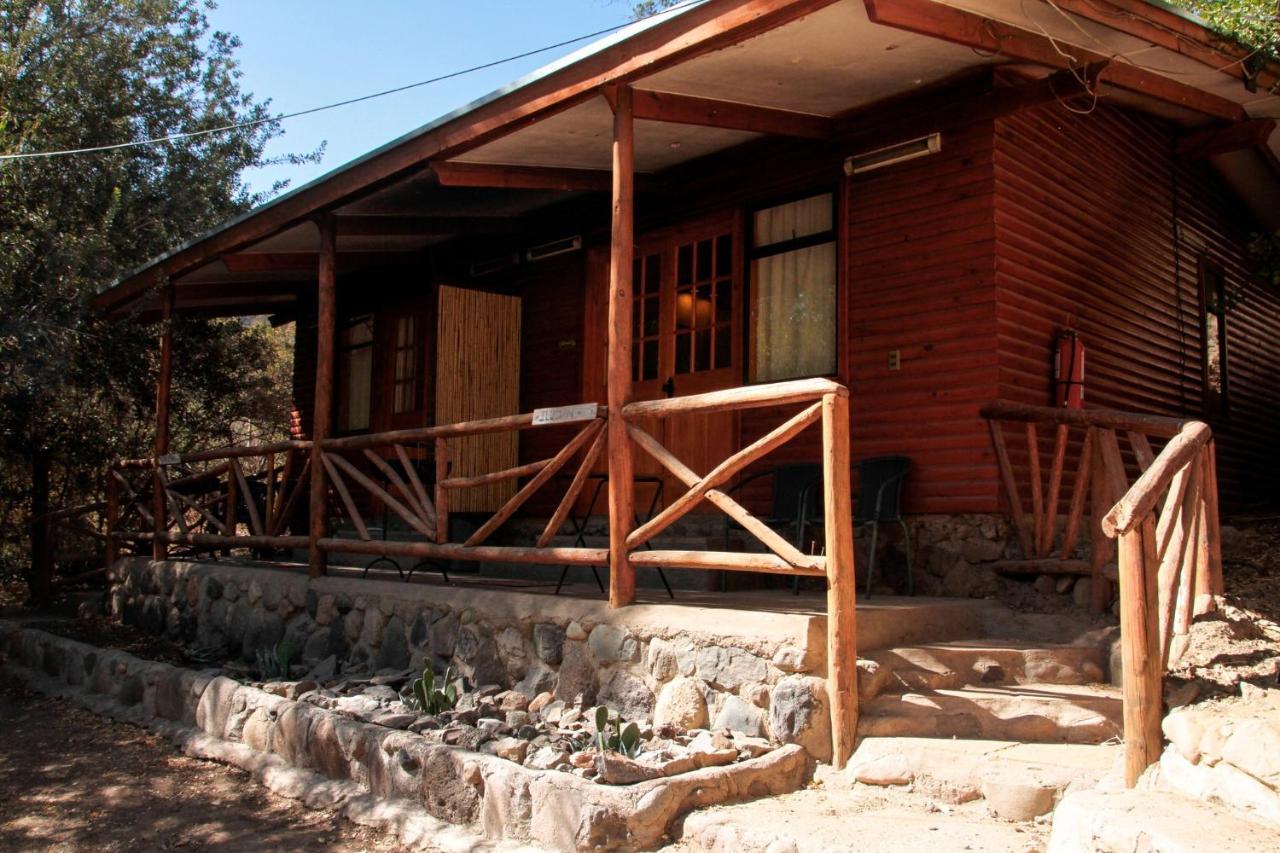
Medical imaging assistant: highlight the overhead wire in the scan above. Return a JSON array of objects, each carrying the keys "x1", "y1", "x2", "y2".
[{"x1": 0, "y1": 0, "x2": 707, "y2": 163}]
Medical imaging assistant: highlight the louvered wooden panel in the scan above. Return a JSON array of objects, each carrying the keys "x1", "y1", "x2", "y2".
[
  {"x1": 436, "y1": 285, "x2": 522, "y2": 512},
  {"x1": 993, "y1": 101, "x2": 1280, "y2": 510}
]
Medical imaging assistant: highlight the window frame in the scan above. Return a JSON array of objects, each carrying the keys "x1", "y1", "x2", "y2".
[
  {"x1": 1197, "y1": 256, "x2": 1230, "y2": 420},
  {"x1": 335, "y1": 312, "x2": 376, "y2": 434},
  {"x1": 746, "y1": 187, "x2": 841, "y2": 385}
]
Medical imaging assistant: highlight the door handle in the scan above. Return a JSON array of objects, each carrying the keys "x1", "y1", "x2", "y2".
[{"x1": 661, "y1": 377, "x2": 675, "y2": 398}]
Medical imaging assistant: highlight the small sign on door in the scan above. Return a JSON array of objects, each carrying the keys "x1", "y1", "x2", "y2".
[{"x1": 531, "y1": 403, "x2": 599, "y2": 426}]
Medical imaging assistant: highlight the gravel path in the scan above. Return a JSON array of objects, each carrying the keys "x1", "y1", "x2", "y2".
[{"x1": 0, "y1": 677, "x2": 405, "y2": 852}]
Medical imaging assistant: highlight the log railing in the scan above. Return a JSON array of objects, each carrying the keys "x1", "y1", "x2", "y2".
[
  {"x1": 622, "y1": 377, "x2": 858, "y2": 767},
  {"x1": 313, "y1": 405, "x2": 609, "y2": 569},
  {"x1": 983, "y1": 400, "x2": 1223, "y2": 786},
  {"x1": 111, "y1": 440, "x2": 314, "y2": 555}
]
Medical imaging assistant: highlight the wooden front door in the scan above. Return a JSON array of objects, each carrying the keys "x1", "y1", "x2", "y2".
[{"x1": 586, "y1": 210, "x2": 743, "y2": 516}]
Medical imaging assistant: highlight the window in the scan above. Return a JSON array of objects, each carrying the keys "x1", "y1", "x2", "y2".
[
  {"x1": 632, "y1": 251, "x2": 662, "y2": 382},
  {"x1": 391, "y1": 315, "x2": 420, "y2": 414},
  {"x1": 1199, "y1": 259, "x2": 1229, "y2": 418},
  {"x1": 749, "y1": 192, "x2": 838, "y2": 382},
  {"x1": 336, "y1": 314, "x2": 374, "y2": 432},
  {"x1": 674, "y1": 233, "x2": 734, "y2": 376}
]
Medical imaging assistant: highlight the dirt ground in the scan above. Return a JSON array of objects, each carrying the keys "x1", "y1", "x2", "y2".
[{"x1": 0, "y1": 677, "x2": 405, "y2": 853}]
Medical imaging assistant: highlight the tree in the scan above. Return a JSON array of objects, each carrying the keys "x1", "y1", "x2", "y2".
[
  {"x1": 0, "y1": 1, "x2": 316, "y2": 601},
  {"x1": 1174, "y1": 0, "x2": 1278, "y2": 61}
]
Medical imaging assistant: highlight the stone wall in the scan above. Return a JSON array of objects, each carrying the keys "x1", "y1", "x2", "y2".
[{"x1": 109, "y1": 557, "x2": 834, "y2": 761}]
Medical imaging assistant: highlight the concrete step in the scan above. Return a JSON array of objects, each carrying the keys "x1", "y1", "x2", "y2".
[
  {"x1": 846, "y1": 736, "x2": 1121, "y2": 820},
  {"x1": 857, "y1": 682, "x2": 1124, "y2": 745},
  {"x1": 862, "y1": 639, "x2": 1109, "y2": 696}
]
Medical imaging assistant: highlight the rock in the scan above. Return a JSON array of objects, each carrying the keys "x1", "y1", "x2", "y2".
[
  {"x1": 515, "y1": 663, "x2": 557, "y2": 698},
  {"x1": 495, "y1": 690, "x2": 530, "y2": 713},
  {"x1": 554, "y1": 641, "x2": 598, "y2": 706},
  {"x1": 1072, "y1": 578, "x2": 1094, "y2": 608},
  {"x1": 943, "y1": 559, "x2": 994, "y2": 598},
  {"x1": 540, "y1": 700, "x2": 566, "y2": 725},
  {"x1": 1055, "y1": 576, "x2": 1075, "y2": 595},
  {"x1": 1034, "y1": 575, "x2": 1058, "y2": 596},
  {"x1": 588, "y1": 624, "x2": 639, "y2": 662},
  {"x1": 565, "y1": 621, "x2": 587, "y2": 641},
  {"x1": 528, "y1": 692, "x2": 555, "y2": 716},
  {"x1": 344, "y1": 609, "x2": 364, "y2": 642},
  {"x1": 496, "y1": 626, "x2": 526, "y2": 666},
  {"x1": 595, "y1": 751, "x2": 662, "y2": 785},
  {"x1": 597, "y1": 668, "x2": 655, "y2": 721},
  {"x1": 241, "y1": 611, "x2": 285, "y2": 661},
  {"x1": 477, "y1": 717, "x2": 504, "y2": 735},
  {"x1": 488, "y1": 737, "x2": 529, "y2": 764},
  {"x1": 694, "y1": 645, "x2": 768, "y2": 691},
  {"x1": 526, "y1": 746, "x2": 569, "y2": 770},
  {"x1": 772, "y1": 645, "x2": 817, "y2": 674},
  {"x1": 409, "y1": 611, "x2": 431, "y2": 648},
  {"x1": 770, "y1": 675, "x2": 832, "y2": 763},
  {"x1": 532, "y1": 623, "x2": 565, "y2": 664},
  {"x1": 742, "y1": 682, "x2": 771, "y2": 709},
  {"x1": 654, "y1": 677, "x2": 707, "y2": 730},
  {"x1": 362, "y1": 684, "x2": 398, "y2": 702},
  {"x1": 981, "y1": 777, "x2": 1056, "y2": 820},
  {"x1": 453, "y1": 626, "x2": 504, "y2": 688},
  {"x1": 360, "y1": 607, "x2": 386, "y2": 647},
  {"x1": 428, "y1": 611, "x2": 459, "y2": 656},
  {"x1": 376, "y1": 616, "x2": 410, "y2": 671},
  {"x1": 713, "y1": 695, "x2": 766, "y2": 737},
  {"x1": 371, "y1": 712, "x2": 417, "y2": 729},
  {"x1": 646, "y1": 638, "x2": 680, "y2": 682},
  {"x1": 505, "y1": 710, "x2": 531, "y2": 729}
]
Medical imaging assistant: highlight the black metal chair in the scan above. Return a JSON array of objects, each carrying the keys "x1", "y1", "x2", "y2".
[
  {"x1": 723, "y1": 463, "x2": 824, "y2": 594},
  {"x1": 855, "y1": 455, "x2": 913, "y2": 597}
]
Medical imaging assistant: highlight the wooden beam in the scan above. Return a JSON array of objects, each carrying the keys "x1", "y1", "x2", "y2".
[
  {"x1": 862, "y1": 0, "x2": 1248, "y2": 122},
  {"x1": 153, "y1": 279, "x2": 174, "y2": 562},
  {"x1": 221, "y1": 251, "x2": 418, "y2": 274},
  {"x1": 607, "y1": 84, "x2": 637, "y2": 609},
  {"x1": 631, "y1": 88, "x2": 833, "y2": 138},
  {"x1": 309, "y1": 215, "x2": 337, "y2": 577},
  {"x1": 1118, "y1": 515, "x2": 1162, "y2": 787},
  {"x1": 823, "y1": 391, "x2": 858, "y2": 770},
  {"x1": 432, "y1": 160, "x2": 641, "y2": 192},
  {"x1": 1176, "y1": 119, "x2": 1276, "y2": 160},
  {"x1": 333, "y1": 214, "x2": 519, "y2": 236}
]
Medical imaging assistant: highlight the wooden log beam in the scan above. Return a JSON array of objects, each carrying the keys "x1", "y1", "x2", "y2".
[
  {"x1": 362, "y1": 448, "x2": 433, "y2": 527},
  {"x1": 991, "y1": 558, "x2": 1092, "y2": 576},
  {"x1": 395, "y1": 444, "x2": 437, "y2": 529},
  {"x1": 629, "y1": 550, "x2": 826, "y2": 575},
  {"x1": 538, "y1": 428, "x2": 608, "y2": 548},
  {"x1": 630, "y1": 88, "x2": 833, "y2": 138},
  {"x1": 1202, "y1": 441, "x2": 1224, "y2": 602},
  {"x1": 989, "y1": 419, "x2": 1034, "y2": 558},
  {"x1": 320, "y1": 453, "x2": 370, "y2": 541},
  {"x1": 1185, "y1": 113, "x2": 1275, "y2": 157},
  {"x1": 272, "y1": 457, "x2": 311, "y2": 538},
  {"x1": 1118, "y1": 515, "x2": 1163, "y2": 787},
  {"x1": 607, "y1": 84, "x2": 637, "y2": 608},
  {"x1": 442, "y1": 457, "x2": 553, "y2": 490},
  {"x1": 229, "y1": 458, "x2": 264, "y2": 537},
  {"x1": 153, "y1": 279, "x2": 174, "y2": 561},
  {"x1": 333, "y1": 214, "x2": 520, "y2": 236},
  {"x1": 626, "y1": 401, "x2": 823, "y2": 550},
  {"x1": 310, "y1": 214, "x2": 337, "y2": 576},
  {"x1": 862, "y1": 0, "x2": 1248, "y2": 122},
  {"x1": 160, "y1": 532, "x2": 309, "y2": 550},
  {"x1": 318, "y1": 408, "x2": 605, "y2": 451},
  {"x1": 623, "y1": 377, "x2": 845, "y2": 419},
  {"x1": 431, "y1": 160, "x2": 657, "y2": 192},
  {"x1": 1060, "y1": 427, "x2": 1094, "y2": 559},
  {"x1": 822, "y1": 391, "x2": 857, "y2": 770},
  {"x1": 1103, "y1": 422, "x2": 1213, "y2": 537},
  {"x1": 1026, "y1": 423, "x2": 1045, "y2": 557},
  {"x1": 980, "y1": 400, "x2": 1188, "y2": 438},
  {"x1": 1041, "y1": 424, "x2": 1069, "y2": 556},
  {"x1": 317, "y1": 537, "x2": 608, "y2": 567},
  {"x1": 326, "y1": 452, "x2": 435, "y2": 540}
]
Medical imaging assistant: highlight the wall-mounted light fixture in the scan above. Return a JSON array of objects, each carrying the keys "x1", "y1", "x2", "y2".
[{"x1": 844, "y1": 132, "x2": 942, "y2": 175}]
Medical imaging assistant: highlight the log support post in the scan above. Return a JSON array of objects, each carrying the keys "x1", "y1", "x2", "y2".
[
  {"x1": 606, "y1": 84, "x2": 636, "y2": 608},
  {"x1": 1118, "y1": 515, "x2": 1162, "y2": 786},
  {"x1": 308, "y1": 214, "x2": 337, "y2": 577},
  {"x1": 153, "y1": 278, "x2": 174, "y2": 562},
  {"x1": 822, "y1": 391, "x2": 857, "y2": 769}
]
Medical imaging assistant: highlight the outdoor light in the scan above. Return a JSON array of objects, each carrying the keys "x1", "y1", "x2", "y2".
[{"x1": 844, "y1": 132, "x2": 942, "y2": 175}]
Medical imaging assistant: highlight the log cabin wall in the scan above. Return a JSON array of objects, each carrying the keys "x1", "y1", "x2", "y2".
[{"x1": 992, "y1": 100, "x2": 1280, "y2": 510}]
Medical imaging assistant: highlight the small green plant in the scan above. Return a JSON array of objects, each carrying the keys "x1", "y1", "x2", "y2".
[
  {"x1": 593, "y1": 705, "x2": 642, "y2": 758},
  {"x1": 402, "y1": 665, "x2": 459, "y2": 715},
  {"x1": 255, "y1": 641, "x2": 294, "y2": 681}
]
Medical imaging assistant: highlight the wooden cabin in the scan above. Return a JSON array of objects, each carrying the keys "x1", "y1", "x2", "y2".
[{"x1": 90, "y1": 0, "x2": 1280, "y2": 774}]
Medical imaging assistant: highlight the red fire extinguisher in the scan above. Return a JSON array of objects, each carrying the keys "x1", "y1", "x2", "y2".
[{"x1": 1054, "y1": 329, "x2": 1085, "y2": 409}]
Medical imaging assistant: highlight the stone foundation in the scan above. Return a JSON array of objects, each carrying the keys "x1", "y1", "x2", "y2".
[
  {"x1": 109, "y1": 557, "x2": 834, "y2": 760},
  {"x1": 1, "y1": 622, "x2": 814, "y2": 851}
]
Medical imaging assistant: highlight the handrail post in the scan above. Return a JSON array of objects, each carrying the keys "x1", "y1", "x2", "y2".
[
  {"x1": 153, "y1": 277, "x2": 174, "y2": 562},
  {"x1": 308, "y1": 214, "x2": 337, "y2": 577},
  {"x1": 435, "y1": 437, "x2": 450, "y2": 544},
  {"x1": 822, "y1": 390, "x2": 857, "y2": 769},
  {"x1": 1118, "y1": 514, "x2": 1162, "y2": 786}
]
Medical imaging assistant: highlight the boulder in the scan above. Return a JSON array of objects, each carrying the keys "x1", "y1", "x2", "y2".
[
  {"x1": 769, "y1": 675, "x2": 831, "y2": 763},
  {"x1": 694, "y1": 645, "x2": 768, "y2": 691},
  {"x1": 532, "y1": 623, "x2": 565, "y2": 664},
  {"x1": 554, "y1": 641, "x2": 598, "y2": 706},
  {"x1": 588, "y1": 624, "x2": 639, "y2": 663},
  {"x1": 713, "y1": 695, "x2": 766, "y2": 738},
  {"x1": 654, "y1": 676, "x2": 707, "y2": 730}
]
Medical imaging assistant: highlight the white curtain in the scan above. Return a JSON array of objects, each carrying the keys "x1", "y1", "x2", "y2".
[{"x1": 753, "y1": 242, "x2": 837, "y2": 382}]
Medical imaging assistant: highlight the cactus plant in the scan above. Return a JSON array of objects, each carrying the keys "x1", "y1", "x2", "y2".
[
  {"x1": 254, "y1": 641, "x2": 294, "y2": 681},
  {"x1": 402, "y1": 665, "x2": 459, "y2": 715},
  {"x1": 593, "y1": 705, "x2": 642, "y2": 758}
]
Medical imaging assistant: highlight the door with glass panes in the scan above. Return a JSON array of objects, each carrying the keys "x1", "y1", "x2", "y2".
[{"x1": 626, "y1": 211, "x2": 742, "y2": 514}]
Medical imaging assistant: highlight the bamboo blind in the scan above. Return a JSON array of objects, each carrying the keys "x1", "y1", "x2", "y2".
[{"x1": 435, "y1": 285, "x2": 522, "y2": 512}]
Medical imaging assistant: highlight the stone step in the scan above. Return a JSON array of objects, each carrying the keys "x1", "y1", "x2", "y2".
[
  {"x1": 862, "y1": 639, "x2": 1109, "y2": 697},
  {"x1": 857, "y1": 683, "x2": 1124, "y2": 745},
  {"x1": 846, "y1": 736, "x2": 1121, "y2": 820},
  {"x1": 1048, "y1": 788, "x2": 1279, "y2": 852}
]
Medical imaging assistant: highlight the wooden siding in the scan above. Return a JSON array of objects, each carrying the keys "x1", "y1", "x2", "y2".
[{"x1": 993, "y1": 101, "x2": 1279, "y2": 509}]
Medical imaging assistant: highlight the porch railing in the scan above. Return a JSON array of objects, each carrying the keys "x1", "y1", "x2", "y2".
[{"x1": 982, "y1": 400, "x2": 1223, "y2": 787}]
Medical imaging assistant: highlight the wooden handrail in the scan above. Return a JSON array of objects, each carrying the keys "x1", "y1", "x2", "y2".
[
  {"x1": 980, "y1": 400, "x2": 1191, "y2": 438},
  {"x1": 623, "y1": 377, "x2": 846, "y2": 419},
  {"x1": 117, "y1": 439, "x2": 312, "y2": 468},
  {"x1": 1103, "y1": 421, "x2": 1212, "y2": 537},
  {"x1": 319, "y1": 406, "x2": 606, "y2": 451}
]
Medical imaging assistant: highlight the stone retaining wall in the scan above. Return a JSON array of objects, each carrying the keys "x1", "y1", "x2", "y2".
[
  {"x1": 0, "y1": 622, "x2": 813, "y2": 851},
  {"x1": 108, "y1": 557, "x2": 834, "y2": 760}
]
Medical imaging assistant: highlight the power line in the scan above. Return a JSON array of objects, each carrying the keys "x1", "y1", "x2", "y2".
[{"x1": 0, "y1": 0, "x2": 706, "y2": 163}]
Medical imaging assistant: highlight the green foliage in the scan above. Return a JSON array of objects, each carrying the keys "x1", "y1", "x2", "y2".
[
  {"x1": 1172, "y1": 0, "x2": 1279, "y2": 61},
  {"x1": 0, "y1": 1, "x2": 317, "y2": 594},
  {"x1": 593, "y1": 705, "x2": 642, "y2": 758},
  {"x1": 255, "y1": 641, "x2": 294, "y2": 681},
  {"x1": 402, "y1": 666, "x2": 460, "y2": 715},
  {"x1": 630, "y1": 0, "x2": 683, "y2": 20}
]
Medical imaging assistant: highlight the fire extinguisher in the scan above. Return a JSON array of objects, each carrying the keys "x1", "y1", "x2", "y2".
[{"x1": 1054, "y1": 329, "x2": 1085, "y2": 409}]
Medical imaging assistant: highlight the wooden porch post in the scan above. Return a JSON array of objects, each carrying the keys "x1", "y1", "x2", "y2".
[
  {"x1": 152, "y1": 279, "x2": 174, "y2": 562},
  {"x1": 1118, "y1": 514, "x2": 1162, "y2": 786},
  {"x1": 308, "y1": 214, "x2": 337, "y2": 577},
  {"x1": 822, "y1": 390, "x2": 857, "y2": 769},
  {"x1": 606, "y1": 85, "x2": 636, "y2": 608}
]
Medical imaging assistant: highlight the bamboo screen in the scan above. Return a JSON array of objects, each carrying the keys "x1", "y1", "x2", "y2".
[{"x1": 435, "y1": 285, "x2": 522, "y2": 512}]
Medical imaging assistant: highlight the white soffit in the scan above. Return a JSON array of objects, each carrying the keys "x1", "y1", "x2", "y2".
[{"x1": 456, "y1": 0, "x2": 999, "y2": 172}]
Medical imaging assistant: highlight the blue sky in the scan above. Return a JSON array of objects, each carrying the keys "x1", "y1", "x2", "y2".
[{"x1": 204, "y1": 1, "x2": 644, "y2": 196}]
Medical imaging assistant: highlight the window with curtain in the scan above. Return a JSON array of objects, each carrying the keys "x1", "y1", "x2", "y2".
[
  {"x1": 391, "y1": 315, "x2": 420, "y2": 414},
  {"x1": 1199, "y1": 259, "x2": 1230, "y2": 418},
  {"x1": 337, "y1": 314, "x2": 374, "y2": 431},
  {"x1": 750, "y1": 192, "x2": 837, "y2": 382}
]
